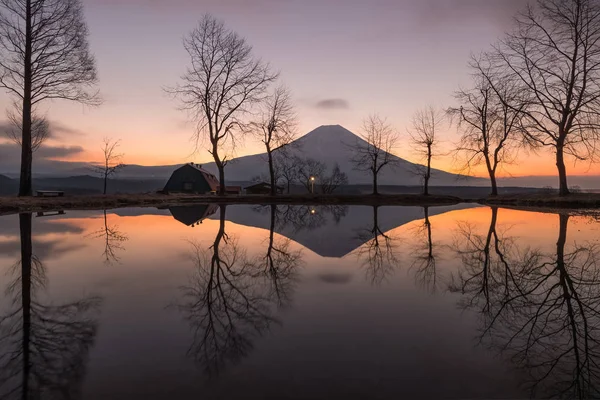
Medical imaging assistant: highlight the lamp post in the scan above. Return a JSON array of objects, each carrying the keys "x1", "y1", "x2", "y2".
[{"x1": 310, "y1": 176, "x2": 315, "y2": 194}]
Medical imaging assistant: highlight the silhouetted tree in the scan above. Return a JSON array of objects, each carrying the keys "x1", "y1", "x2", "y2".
[
  {"x1": 0, "y1": 0, "x2": 99, "y2": 196},
  {"x1": 254, "y1": 86, "x2": 298, "y2": 196},
  {"x1": 320, "y1": 163, "x2": 348, "y2": 194},
  {"x1": 451, "y1": 211, "x2": 600, "y2": 398},
  {"x1": 88, "y1": 210, "x2": 128, "y2": 265},
  {"x1": 265, "y1": 204, "x2": 348, "y2": 234},
  {"x1": 448, "y1": 66, "x2": 525, "y2": 196},
  {"x1": 355, "y1": 206, "x2": 400, "y2": 285},
  {"x1": 276, "y1": 154, "x2": 300, "y2": 194},
  {"x1": 350, "y1": 114, "x2": 400, "y2": 195},
  {"x1": 410, "y1": 207, "x2": 439, "y2": 293},
  {"x1": 2, "y1": 103, "x2": 49, "y2": 152},
  {"x1": 486, "y1": 0, "x2": 600, "y2": 196},
  {"x1": 178, "y1": 205, "x2": 277, "y2": 377},
  {"x1": 92, "y1": 138, "x2": 124, "y2": 195},
  {"x1": 409, "y1": 106, "x2": 442, "y2": 195},
  {"x1": 257, "y1": 205, "x2": 302, "y2": 307},
  {"x1": 296, "y1": 157, "x2": 326, "y2": 193},
  {"x1": 0, "y1": 214, "x2": 102, "y2": 399},
  {"x1": 169, "y1": 15, "x2": 277, "y2": 196}
]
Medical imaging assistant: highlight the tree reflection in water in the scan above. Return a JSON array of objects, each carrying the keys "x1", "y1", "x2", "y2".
[
  {"x1": 451, "y1": 210, "x2": 600, "y2": 399},
  {"x1": 179, "y1": 205, "x2": 303, "y2": 377},
  {"x1": 0, "y1": 214, "x2": 102, "y2": 400},
  {"x1": 410, "y1": 206, "x2": 439, "y2": 293},
  {"x1": 355, "y1": 206, "x2": 400, "y2": 285},
  {"x1": 275, "y1": 204, "x2": 348, "y2": 233},
  {"x1": 88, "y1": 210, "x2": 128, "y2": 265},
  {"x1": 255, "y1": 204, "x2": 302, "y2": 308}
]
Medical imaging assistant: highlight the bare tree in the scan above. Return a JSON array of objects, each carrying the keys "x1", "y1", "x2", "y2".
[
  {"x1": 355, "y1": 206, "x2": 400, "y2": 285},
  {"x1": 450, "y1": 212, "x2": 600, "y2": 398},
  {"x1": 0, "y1": 214, "x2": 102, "y2": 399},
  {"x1": 448, "y1": 68, "x2": 525, "y2": 196},
  {"x1": 296, "y1": 157, "x2": 326, "y2": 193},
  {"x1": 3, "y1": 103, "x2": 49, "y2": 152},
  {"x1": 350, "y1": 114, "x2": 400, "y2": 195},
  {"x1": 87, "y1": 210, "x2": 128, "y2": 265},
  {"x1": 486, "y1": 0, "x2": 600, "y2": 196},
  {"x1": 0, "y1": 0, "x2": 99, "y2": 196},
  {"x1": 92, "y1": 138, "x2": 124, "y2": 195},
  {"x1": 177, "y1": 205, "x2": 276, "y2": 377},
  {"x1": 255, "y1": 85, "x2": 298, "y2": 196},
  {"x1": 320, "y1": 163, "x2": 348, "y2": 194},
  {"x1": 275, "y1": 154, "x2": 299, "y2": 194},
  {"x1": 408, "y1": 106, "x2": 442, "y2": 195},
  {"x1": 169, "y1": 15, "x2": 277, "y2": 196},
  {"x1": 410, "y1": 207, "x2": 439, "y2": 293},
  {"x1": 257, "y1": 204, "x2": 302, "y2": 307}
]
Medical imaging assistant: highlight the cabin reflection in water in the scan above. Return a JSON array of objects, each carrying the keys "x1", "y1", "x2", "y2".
[{"x1": 168, "y1": 204, "x2": 219, "y2": 227}]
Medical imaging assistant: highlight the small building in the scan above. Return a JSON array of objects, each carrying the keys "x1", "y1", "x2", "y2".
[
  {"x1": 169, "y1": 204, "x2": 219, "y2": 227},
  {"x1": 163, "y1": 163, "x2": 219, "y2": 194},
  {"x1": 217, "y1": 185, "x2": 242, "y2": 195},
  {"x1": 244, "y1": 182, "x2": 284, "y2": 195}
]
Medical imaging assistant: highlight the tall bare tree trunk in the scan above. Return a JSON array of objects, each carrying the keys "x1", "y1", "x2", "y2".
[
  {"x1": 103, "y1": 172, "x2": 108, "y2": 195},
  {"x1": 373, "y1": 172, "x2": 378, "y2": 196},
  {"x1": 20, "y1": 213, "x2": 32, "y2": 393},
  {"x1": 267, "y1": 146, "x2": 276, "y2": 196},
  {"x1": 556, "y1": 214, "x2": 568, "y2": 270},
  {"x1": 490, "y1": 171, "x2": 498, "y2": 196},
  {"x1": 213, "y1": 141, "x2": 226, "y2": 196},
  {"x1": 424, "y1": 144, "x2": 432, "y2": 196},
  {"x1": 556, "y1": 138, "x2": 569, "y2": 196},
  {"x1": 217, "y1": 164, "x2": 225, "y2": 196},
  {"x1": 424, "y1": 206, "x2": 432, "y2": 259},
  {"x1": 19, "y1": 0, "x2": 33, "y2": 197}
]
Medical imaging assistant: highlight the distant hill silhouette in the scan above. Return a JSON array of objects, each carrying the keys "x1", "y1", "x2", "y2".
[
  {"x1": 0, "y1": 175, "x2": 17, "y2": 195},
  {"x1": 0, "y1": 175, "x2": 165, "y2": 195}
]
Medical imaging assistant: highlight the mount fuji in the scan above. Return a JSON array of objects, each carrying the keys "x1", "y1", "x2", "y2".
[{"x1": 195, "y1": 124, "x2": 483, "y2": 186}]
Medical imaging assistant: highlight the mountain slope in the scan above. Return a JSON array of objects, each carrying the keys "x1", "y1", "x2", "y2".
[{"x1": 198, "y1": 125, "x2": 484, "y2": 185}]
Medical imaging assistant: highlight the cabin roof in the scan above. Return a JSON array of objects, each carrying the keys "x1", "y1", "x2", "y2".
[{"x1": 176, "y1": 163, "x2": 219, "y2": 191}]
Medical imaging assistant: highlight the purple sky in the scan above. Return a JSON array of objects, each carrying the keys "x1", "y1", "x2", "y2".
[{"x1": 1, "y1": 0, "x2": 544, "y2": 173}]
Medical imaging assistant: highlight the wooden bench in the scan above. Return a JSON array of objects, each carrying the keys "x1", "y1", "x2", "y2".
[
  {"x1": 36, "y1": 190, "x2": 64, "y2": 197},
  {"x1": 36, "y1": 210, "x2": 65, "y2": 217}
]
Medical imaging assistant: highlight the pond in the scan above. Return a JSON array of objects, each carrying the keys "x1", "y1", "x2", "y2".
[{"x1": 0, "y1": 204, "x2": 599, "y2": 399}]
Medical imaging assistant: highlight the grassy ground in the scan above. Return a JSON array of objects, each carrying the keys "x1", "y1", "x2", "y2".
[{"x1": 0, "y1": 193, "x2": 465, "y2": 215}]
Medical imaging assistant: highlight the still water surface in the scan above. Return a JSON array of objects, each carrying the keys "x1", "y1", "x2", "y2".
[{"x1": 0, "y1": 204, "x2": 599, "y2": 399}]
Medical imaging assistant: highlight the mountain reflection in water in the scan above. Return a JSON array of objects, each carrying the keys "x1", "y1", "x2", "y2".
[{"x1": 0, "y1": 205, "x2": 598, "y2": 399}]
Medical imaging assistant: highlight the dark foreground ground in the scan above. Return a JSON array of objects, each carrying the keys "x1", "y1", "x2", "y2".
[
  {"x1": 1, "y1": 192, "x2": 600, "y2": 215},
  {"x1": 484, "y1": 192, "x2": 600, "y2": 208},
  {"x1": 0, "y1": 193, "x2": 464, "y2": 215}
]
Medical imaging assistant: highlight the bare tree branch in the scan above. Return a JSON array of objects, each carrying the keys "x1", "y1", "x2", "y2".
[
  {"x1": 90, "y1": 138, "x2": 124, "y2": 195},
  {"x1": 253, "y1": 85, "x2": 298, "y2": 196},
  {"x1": 0, "y1": 0, "x2": 100, "y2": 196},
  {"x1": 485, "y1": 0, "x2": 600, "y2": 195},
  {"x1": 167, "y1": 15, "x2": 277, "y2": 196},
  {"x1": 408, "y1": 106, "x2": 443, "y2": 195},
  {"x1": 448, "y1": 63, "x2": 528, "y2": 196},
  {"x1": 350, "y1": 114, "x2": 400, "y2": 195}
]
